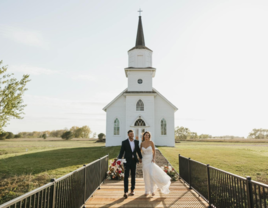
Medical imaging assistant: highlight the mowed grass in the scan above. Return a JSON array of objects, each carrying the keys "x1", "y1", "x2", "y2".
[
  {"x1": 0, "y1": 139, "x2": 120, "y2": 204},
  {"x1": 158, "y1": 141, "x2": 268, "y2": 184}
]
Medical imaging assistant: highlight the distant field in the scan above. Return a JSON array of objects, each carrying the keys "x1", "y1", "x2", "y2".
[
  {"x1": 158, "y1": 141, "x2": 268, "y2": 185},
  {"x1": 0, "y1": 138, "x2": 120, "y2": 204}
]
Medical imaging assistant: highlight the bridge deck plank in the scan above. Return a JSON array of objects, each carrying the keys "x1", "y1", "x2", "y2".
[{"x1": 85, "y1": 178, "x2": 209, "y2": 208}]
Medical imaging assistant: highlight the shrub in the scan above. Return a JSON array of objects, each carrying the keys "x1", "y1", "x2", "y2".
[
  {"x1": 61, "y1": 131, "x2": 73, "y2": 140},
  {"x1": 98, "y1": 133, "x2": 105, "y2": 141},
  {"x1": 14, "y1": 134, "x2": 21, "y2": 138},
  {"x1": 6, "y1": 132, "x2": 14, "y2": 139},
  {"x1": 0, "y1": 132, "x2": 9, "y2": 140}
]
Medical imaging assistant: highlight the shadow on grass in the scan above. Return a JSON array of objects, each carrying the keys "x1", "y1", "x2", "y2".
[{"x1": 0, "y1": 146, "x2": 121, "y2": 178}]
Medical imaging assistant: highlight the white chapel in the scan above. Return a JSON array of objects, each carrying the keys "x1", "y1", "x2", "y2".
[{"x1": 103, "y1": 14, "x2": 178, "y2": 147}]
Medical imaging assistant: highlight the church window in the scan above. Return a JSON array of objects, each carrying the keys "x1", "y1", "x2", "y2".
[
  {"x1": 161, "y1": 119, "x2": 167, "y2": 135},
  {"x1": 135, "y1": 119, "x2": 146, "y2": 126},
  {"x1": 138, "y1": 79, "x2": 143, "y2": 84},
  {"x1": 114, "y1": 118, "x2": 120, "y2": 135},
  {"x1": 136, "y1": 99, "x2": 144, "y2": 111}
]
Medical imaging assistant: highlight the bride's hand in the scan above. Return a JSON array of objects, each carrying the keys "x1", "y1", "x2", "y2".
[{"x1": 151, "y1": 159, "x2": 155, "y2": 163}]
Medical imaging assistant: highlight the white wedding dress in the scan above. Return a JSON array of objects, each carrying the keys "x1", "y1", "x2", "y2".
[{"x1": 141, "y1": 146, "x2": 171, "y2": 194}]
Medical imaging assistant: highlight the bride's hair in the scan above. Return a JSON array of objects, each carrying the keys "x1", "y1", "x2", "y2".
[{"x1": 142, "y1": 131, "x2": 151, "y2": 142}]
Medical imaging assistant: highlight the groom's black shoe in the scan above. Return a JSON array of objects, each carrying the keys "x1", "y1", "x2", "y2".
[
  {"x1": 123, "y1": 193, "x2": 128, "y2": 199},
  {"x1": 130, "y1": 190, "x2": 135, "y2": 196}
]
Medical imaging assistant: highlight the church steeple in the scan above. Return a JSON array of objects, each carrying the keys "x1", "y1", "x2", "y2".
[
  {"x1": 126, "y1": 12, "x2": 154, "y2": 70},
  {"x1": 128, "y1": 13, "x2": 152, "y2": 52},
  {"x1": 135, "y1": 16, "x2": 145, "y2": 47}
]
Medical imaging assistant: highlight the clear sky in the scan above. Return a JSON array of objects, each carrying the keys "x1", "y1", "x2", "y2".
[{"x1": 1, "y1": 0, "x2": 268, "y2": 137}]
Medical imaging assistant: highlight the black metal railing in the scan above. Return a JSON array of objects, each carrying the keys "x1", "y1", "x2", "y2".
[
  {"x1": 179, "y1": 155, "x2": 268, "y2": 208},
  {"x1": 0, "y1": 155, "x2": 109, "y2": 208}
]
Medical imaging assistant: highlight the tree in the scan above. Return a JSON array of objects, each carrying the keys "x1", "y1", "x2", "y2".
[
  {"x1": 74, "y1": 128, "x2": 83, "y2": 138},
  {"x1": 248, "y1": 128, "x2": 268, "y2": 139},
  {"x1": 41, "y1": 133, "x2": 47, "y2": 139},
  {"x1": 70, "y1": 126, "x2": 79, "y2": 133},
  {"x1": 98, "y1": 133, "x2": 105, "y2": 141},
  {"x1": 80, "y1": 126, "x2": 91, "y2": 138},
  {"x1": 14, "y1": 134, "x2": 21, "y2": 138},
  {"x1": 0, "y1": 60, "x2": 31, "y2": 134},
  {"x1": 0, "y1": 132, "x2": 9, "y2": 140},
  {"x1": 6, "y1": 132, "x2": 14, "y2": 139},
  {"x1": 61, "y1": 131, "x2": 74, "y2": 140},
  {"x1": 189, "y1": 132, "x2": 198, "y2": 139},
  {"x1": 199, "y1": 134, "x2": 212, "y2": 139},
  {"x1": 174, "y1": 126, "x2": 190, "y2": 140},
  {"x1": 93, "y1": 132, "x2": 97, "y2": 138}
]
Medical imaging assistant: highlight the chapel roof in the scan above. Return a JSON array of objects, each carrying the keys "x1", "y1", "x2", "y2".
[{"x1": 102, "y1": 88, "x2": 178, "y2": 111}]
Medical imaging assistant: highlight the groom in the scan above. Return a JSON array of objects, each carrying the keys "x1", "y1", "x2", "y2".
[{"x1": 117, "y1": 130, "x2": 143, "y2": 198}]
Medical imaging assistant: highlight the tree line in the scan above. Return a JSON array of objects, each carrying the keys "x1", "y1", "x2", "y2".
[
  {"x1": 0, "y1": 126, "x2": 95, "y2": 140},
  {"x1": 174, "y1": 126, "x2": 268, "y2": 141},
  {"x1": 247, "y1": 128, "x2": 268, "y2": 139}
]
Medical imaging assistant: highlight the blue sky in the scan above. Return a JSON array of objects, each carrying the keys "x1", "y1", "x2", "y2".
[{"x1": 1, "y1": 0, "x2": 268, "y2": 137}]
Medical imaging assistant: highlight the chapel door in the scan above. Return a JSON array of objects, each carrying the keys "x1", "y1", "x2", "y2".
[
  {"x1": 140, "y1": 128, "x2": 145, "y2": 143},
  {"x1": 135, "y1": 129, "x2": 139, "y2": 141}
]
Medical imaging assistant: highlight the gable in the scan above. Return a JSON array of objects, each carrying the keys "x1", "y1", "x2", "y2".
[
  {"x1": 153, "y1": 88, "x2": 178, "y2": 111},
  {"x1": 102, "y1": 88, "x2": 127, "y2": 111}
]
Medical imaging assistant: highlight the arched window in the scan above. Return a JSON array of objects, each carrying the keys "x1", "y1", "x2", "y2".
[
  {"x1": 114, "y1": 118, "x2": 120, "y2": 135},
  {"x1": 136, "y1": 99, "x2": 144, "y2": 111},
  {"x1": 161, "y1": 119, "x2": 167, "y2": 135},
  {"x1": 134, "y1": 119, "x2": 146, "y2": 126}
]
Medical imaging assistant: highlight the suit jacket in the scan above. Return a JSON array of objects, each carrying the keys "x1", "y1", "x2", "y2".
[{"x1": 118, "y1": 138, "x2": 143, "y2": 165}]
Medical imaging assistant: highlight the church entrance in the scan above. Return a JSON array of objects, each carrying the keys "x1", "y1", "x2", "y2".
[
  {"x1": 134, "y1": 128, "x2": 145, "y2": 144},
  {"x1": 134, "y1": 118, "x2": 146, "y2": 144}
]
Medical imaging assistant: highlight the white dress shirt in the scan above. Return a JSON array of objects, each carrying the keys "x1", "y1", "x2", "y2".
[{"x1": 128, "y1": 138, "x2": 135, "y2": 153}]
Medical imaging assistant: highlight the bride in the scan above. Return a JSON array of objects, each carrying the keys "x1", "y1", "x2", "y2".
[{"x1": 140, "y1": 131, "x2": 171, "y2": 196}]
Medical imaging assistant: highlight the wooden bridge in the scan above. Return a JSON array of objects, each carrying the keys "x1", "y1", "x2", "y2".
[
  {"x1": 85, "y1": 150, "x2": 208, "y2": 208},
  {"x1": 85, "y1": 178, "x2": 208, "y2": 207}
]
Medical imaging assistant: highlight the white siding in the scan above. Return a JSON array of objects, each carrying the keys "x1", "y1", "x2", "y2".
[
  {"x1": 105, "y1": 95, "x2": 126, "y2": 146},
  {"x1": 128, "y1": 49, "x2": 152, "y2": 68},
  {"x1": 127, "y1": 71, "x2": 153, "y2": 91},
  {"x1": 154, "y1": 95, "x2": 175, "y2": 147}
]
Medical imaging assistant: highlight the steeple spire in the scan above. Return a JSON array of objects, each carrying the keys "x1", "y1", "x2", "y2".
[
  {"x1": 135, "y1": 16, "x2": 145, "y2": 47},
  {"x1": 128, "y1": 11, "x2": 152, "y2": 52}
]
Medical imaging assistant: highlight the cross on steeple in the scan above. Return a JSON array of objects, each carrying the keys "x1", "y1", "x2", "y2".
[{"x1": 138, "y1": 8, "x2": 143, "y2": 16}]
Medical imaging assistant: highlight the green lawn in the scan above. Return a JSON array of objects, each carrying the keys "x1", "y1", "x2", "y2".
[
  {"x1": 158, "y1": 141, "x2": 268, "y2": 184},
  {"x1": 1, "y1": 139, "x2": 268, "y2": 205},
  {"x1": 0, "y1": 139, "x2": 120, "y2": 204}
]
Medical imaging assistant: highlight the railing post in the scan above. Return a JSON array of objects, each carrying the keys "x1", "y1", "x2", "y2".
[
  {"x1": 178, "y1": 154, "x2": 180, "y2": 179},
  {"x1": 246, "y1": 176, "x2": 253, "y2": 208},
  {"x1": 50, "y1": 178, "x2": 56, "y2": 208},
  {"x1": 98, "y1": 158, "x2": 101, "y2": 189},
  {"x1": 188, "y1": 157, "x2": 191, "y2": 189},
  {"x1": 207, "y1": 164, "x2": 212, "y2": 208},
  {"x1": 83, "y1": 164, "x2": 86, "y2": 203},
  {"x1": 105, "y1": 154, "x2": 109, "y2": 183}
]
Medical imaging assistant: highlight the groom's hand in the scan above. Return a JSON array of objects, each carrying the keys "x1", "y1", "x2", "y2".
[{"x1": 139, "y1": 159, "x2": 142, "y2": 163}]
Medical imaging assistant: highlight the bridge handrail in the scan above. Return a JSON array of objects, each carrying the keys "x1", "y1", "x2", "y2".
[
  {"x1": 0, "y1": 155, "x2": 109, "y2": 208},
  {"x1": 179, "y1": 154, "x2": 268, "y2": 208}
]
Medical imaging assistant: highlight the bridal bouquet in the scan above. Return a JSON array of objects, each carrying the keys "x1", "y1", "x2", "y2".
[
  {"x1": 161, "y1": 165, "x2": 178, "y2": 181},
  {"x1": 107, "y1": 159, "x2": 125, "y2": 180}
]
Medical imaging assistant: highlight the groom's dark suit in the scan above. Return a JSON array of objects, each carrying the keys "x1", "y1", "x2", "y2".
[{"x1": 118, "y1": 138, "x2": 143, "y2": 193}]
